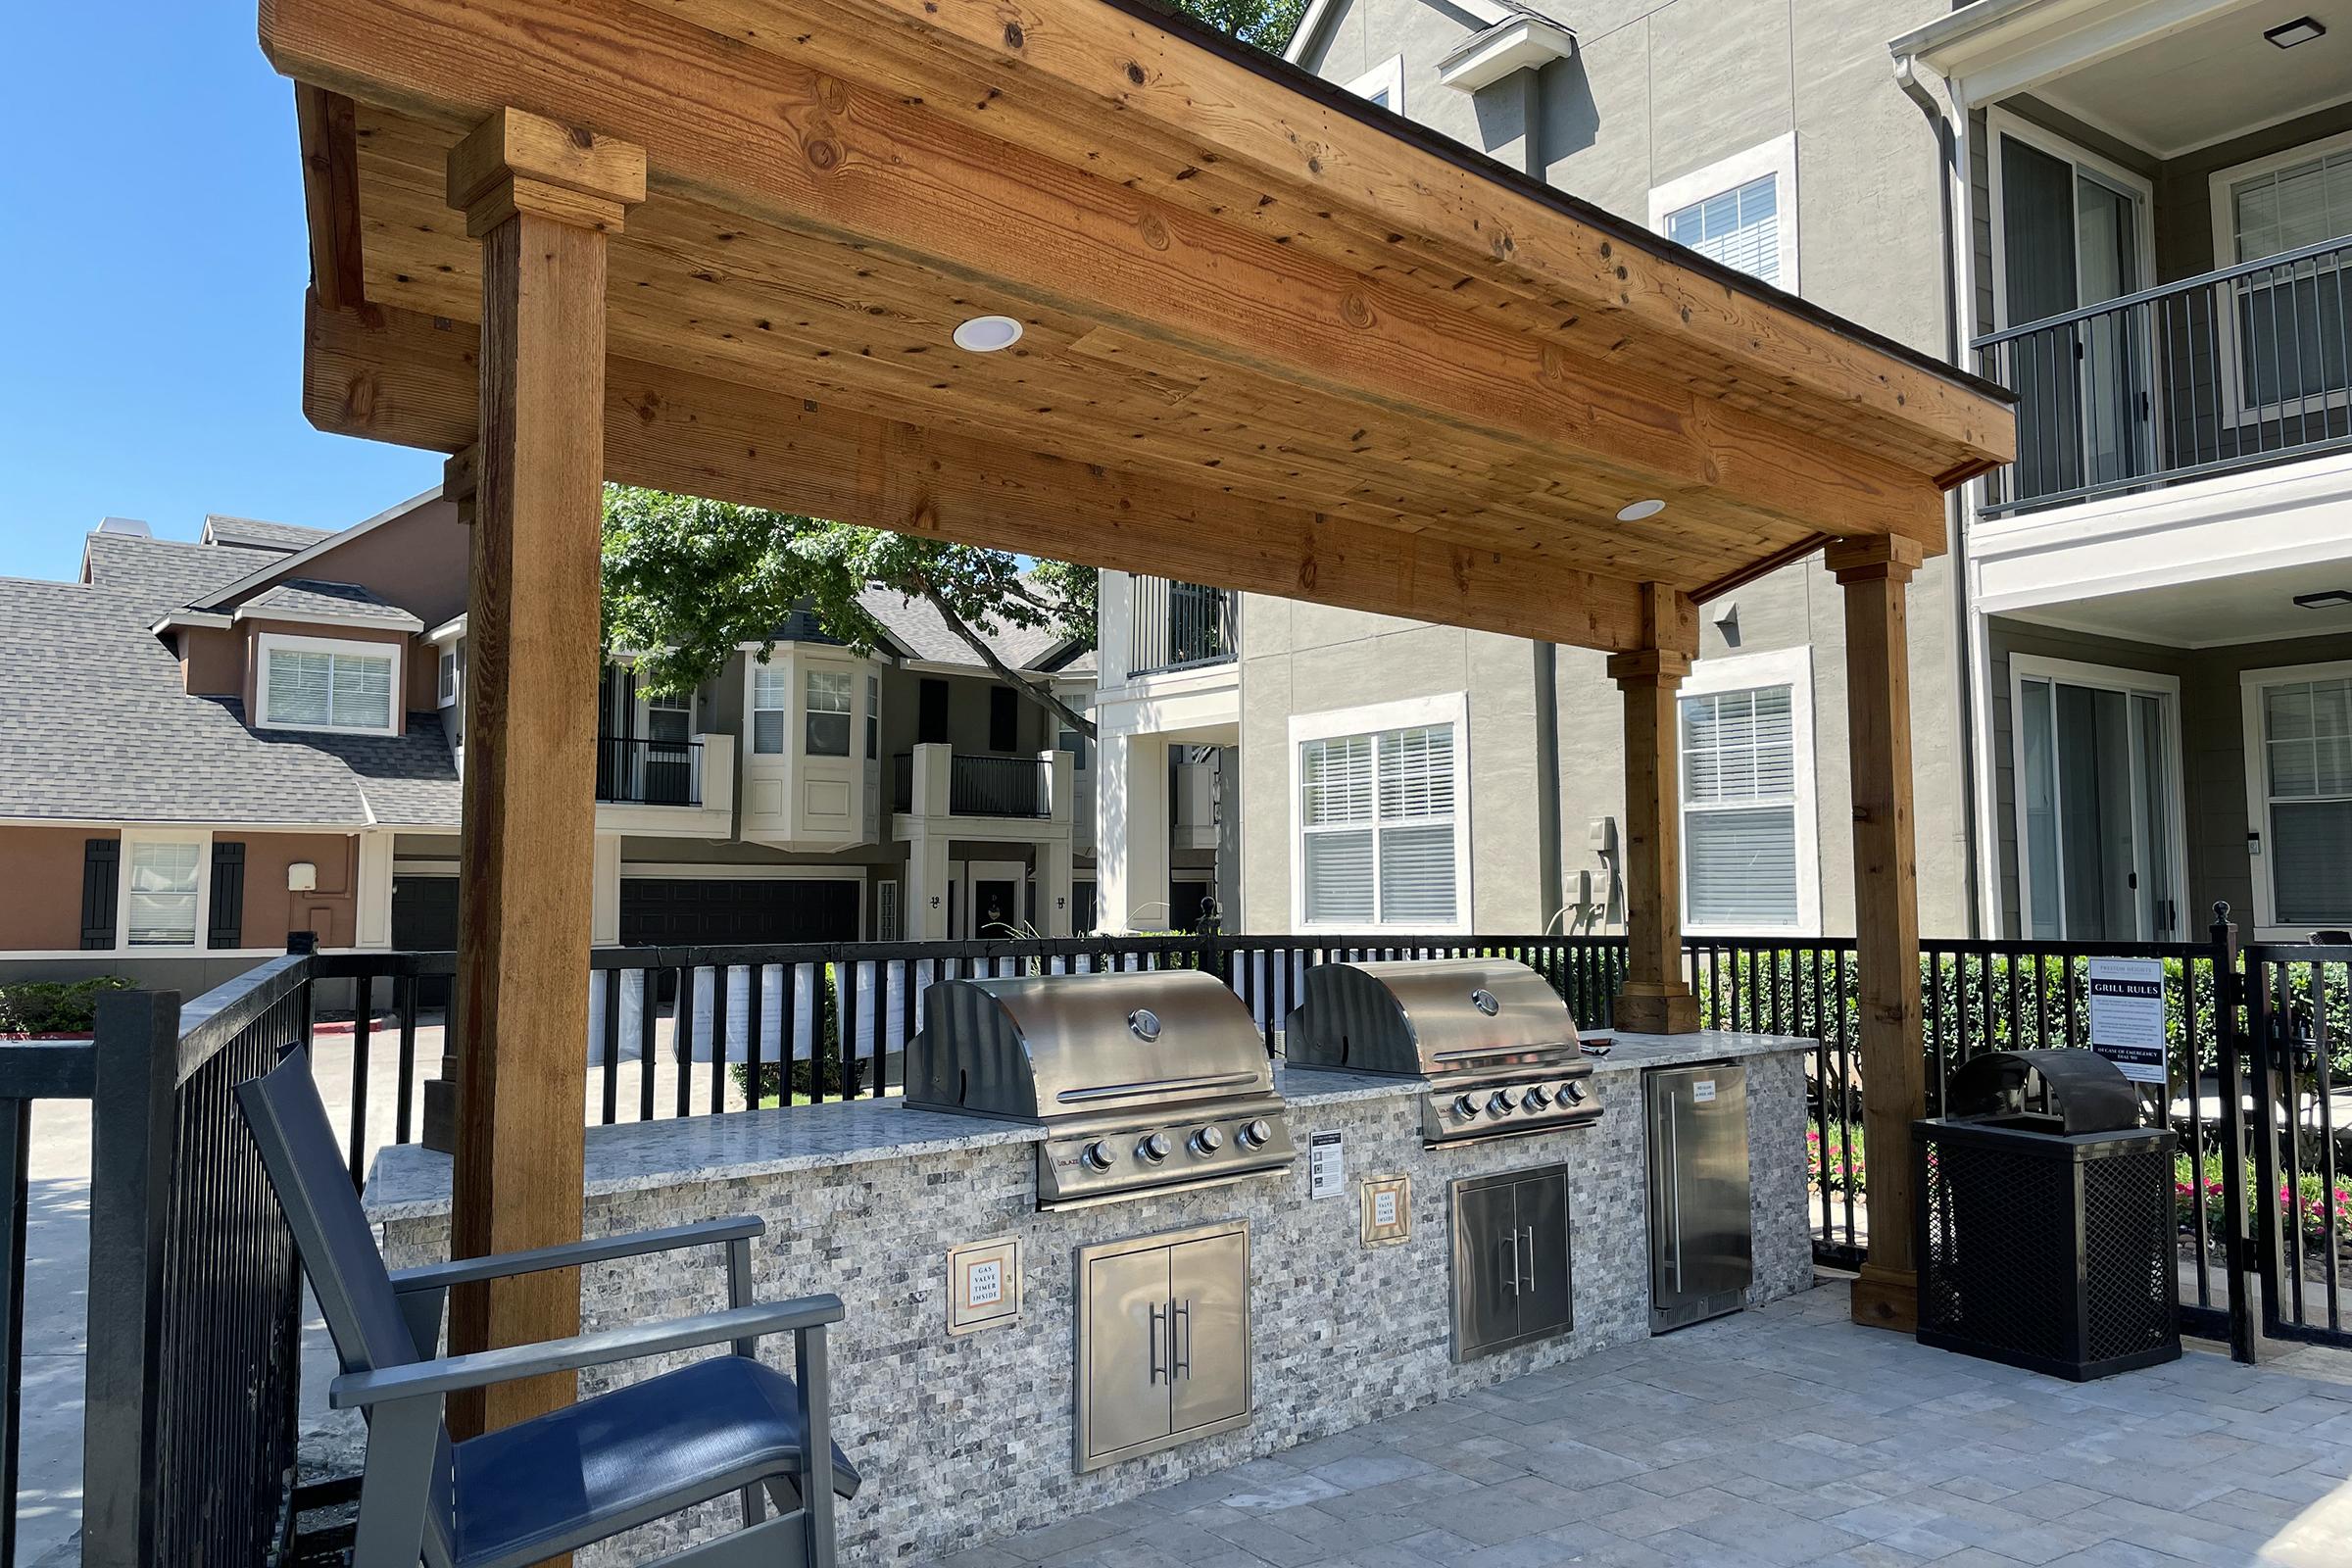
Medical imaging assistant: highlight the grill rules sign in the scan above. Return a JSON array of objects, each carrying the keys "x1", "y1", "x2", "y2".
[{"x1": 2087, "y1": 957, "x2": 2168, "y2": 1086}]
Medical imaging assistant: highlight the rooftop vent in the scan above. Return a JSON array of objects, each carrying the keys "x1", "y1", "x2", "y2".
[{"x1": 95, "y1": 516, "x2": 152, "y2": 538}]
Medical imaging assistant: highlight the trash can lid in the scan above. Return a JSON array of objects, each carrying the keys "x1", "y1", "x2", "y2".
[{"x1": 1943, "y1": 1049, "x2": 2142, "y2": 1135}]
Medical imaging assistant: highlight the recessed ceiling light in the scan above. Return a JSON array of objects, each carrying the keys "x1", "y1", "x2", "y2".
[
  {"x1": 953, "y1": 315, "x2": 1024, "y2": 352},
  {"x1": 1616, "y1": 499, "x2": 1667, "y2": 522},
  {"x1": 2292, "y1": 588, "x2": 2352, "y2": 609},
  {"x1": 2266, "y1": 16, "x2": 2326, "y2": 47}
]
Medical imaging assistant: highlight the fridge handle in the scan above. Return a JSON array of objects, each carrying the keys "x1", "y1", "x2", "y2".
[{"x1": 1663, "y1": 1102, "x2": 1682, "y2": 1291}]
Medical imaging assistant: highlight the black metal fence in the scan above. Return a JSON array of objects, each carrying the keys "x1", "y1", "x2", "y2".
[
  {"x1": 2240, "y1": 942, "x2": 2352, "y2": 1349},
  {"x1": 1973, "y1": 235, "x2": 2352, "y2": 516},
  {"x1": 594, "y1": 733, "x2": 703, "y2": 807},
  {"x1": 1126, "y1": 576, "x2": 1238, "y2": 678},
  {"x1": 0, "y1": 953, "x2": 313, "y2": 1566}
]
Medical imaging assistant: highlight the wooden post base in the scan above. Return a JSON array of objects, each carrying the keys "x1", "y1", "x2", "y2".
[
  {"x1": 1613, "y1": 983, "x2": 1698, "y2": 1035},
  {"x1": 1850, "y1": 1262, "x2": 1918, "y2": 1333}
]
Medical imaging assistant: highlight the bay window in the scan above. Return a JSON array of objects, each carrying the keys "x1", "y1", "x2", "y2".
[
  {"x1": 806, "y1": 668, "x2": 854, "y2": 756},
  {"x1": 752, "y1": 663, "x2": 788, "y2": 754}
]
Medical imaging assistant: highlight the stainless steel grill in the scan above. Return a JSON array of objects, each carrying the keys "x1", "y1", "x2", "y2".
[
  {"x1": 906, "y1": 969, "x2": 1296, "y2": 1208},
  {"x1": 1282, "y1": 957, "x2": 1598, "y2": 1145}
]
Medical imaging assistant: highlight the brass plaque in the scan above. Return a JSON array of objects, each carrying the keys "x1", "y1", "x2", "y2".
[
  {"x1": 947, "y1": 1236, "x2": 1022, "y2": 1336},
  {"x1": 1361, "y1": 1174, "x2": 1411, "y2": 1246}
]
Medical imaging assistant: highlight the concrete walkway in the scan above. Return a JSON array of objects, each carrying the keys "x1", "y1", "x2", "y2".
[{"x1": 926, "y1": 1282, "x2": 2352, "y2": 1568}]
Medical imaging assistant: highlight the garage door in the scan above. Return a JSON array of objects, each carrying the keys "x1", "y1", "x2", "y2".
[
  {"x1": 391, "y1": 875, "x2": 459, "y2": 1007},
  {"x1": 619, "y1": 878, "x2": 862, "y2": 947}
]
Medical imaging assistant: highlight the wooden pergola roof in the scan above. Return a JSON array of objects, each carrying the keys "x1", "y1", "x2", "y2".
[{"x1": 266, "y1": 0, "x2": 2011, "y2": 657}]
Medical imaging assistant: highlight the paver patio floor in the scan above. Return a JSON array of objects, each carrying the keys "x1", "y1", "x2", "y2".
[{"x1": 929, "y1": 1280, "x2": 2352, "y2": 1568}]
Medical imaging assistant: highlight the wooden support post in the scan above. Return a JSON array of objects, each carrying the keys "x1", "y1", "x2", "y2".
[
  {"x1": 1606, "y1": 586, "x2": 1700, "y2": 1035},
  {"x1": 1828, "y1": 534, "x2": 1928, "y2": 1332},
  {"x1": 443, "y1": 107, "x2": 643, "y2": 1439}
]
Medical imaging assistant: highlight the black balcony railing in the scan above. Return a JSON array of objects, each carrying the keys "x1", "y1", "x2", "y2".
[
  {"x1": 595, "y1": 734, "x2": 702, "y2": 806},
  {"x1": 1128, "y1": 577, "x2": 1238, "y2": 677},
  {"x1": 1973, "y1": 235, "x2": 2352, "y2": 516},
  {"x1": 893, "y1": 752, "x2": 1052, "y2": 818}
]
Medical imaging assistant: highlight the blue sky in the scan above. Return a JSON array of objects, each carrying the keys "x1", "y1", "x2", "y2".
[{"x1": 0, "y1": 5, "x2": 440, "y2": 585}]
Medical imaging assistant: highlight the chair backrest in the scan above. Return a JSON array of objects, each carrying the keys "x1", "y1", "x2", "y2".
[{"x1": 240, "y1": 1048, "x2": 459, "y2": 1567}]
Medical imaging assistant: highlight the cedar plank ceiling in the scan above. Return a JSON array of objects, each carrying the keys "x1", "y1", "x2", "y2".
[{"x1": 260, "y1": 0, "x2": 2015, "y2": 655}]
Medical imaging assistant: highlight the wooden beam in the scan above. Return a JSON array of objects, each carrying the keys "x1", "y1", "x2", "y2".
[
  {"x1": 304, "y1": 294, "x2": 1669, "y2": 654},
  {"x1": 1605, "y1": 585, "x2": 1700, "y2": 1036},
  {"x1": 259, "y1": 0, "x2": 1957, "y2": 551},
  {"x1": 1827, "y1": 533, "x2": 1928, "y2": 1334},
  {"x1": 441, "y1": 109, "x2": 644, "y2": 1442},
  {"x1": 292, "y1": 83, "x2": 365, "y2": 310}
]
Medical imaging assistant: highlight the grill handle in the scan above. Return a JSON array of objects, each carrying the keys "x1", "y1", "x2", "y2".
[
  {"x1": 1055, "y1": 1070, "x2": 1262, "y2": 1105},
  {"x1": 1149, "y1": 1301, "x2": 1167, "y2": 1385}
]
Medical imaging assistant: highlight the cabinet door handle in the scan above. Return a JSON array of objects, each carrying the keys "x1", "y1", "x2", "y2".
[
  {"x1": 1503, "y1": 1232, "x2": 1520, "y2": 1296},
  {"x1": 1521, "y1": 1225, "x2": 1535, "y2": 1290},
  {"x1": 1149, "y1": 1300, "x2": 1167, "y2": 1385},
  {"x1": 1172, "y1": 1298, "x2": 1191, "y2": 1380}
]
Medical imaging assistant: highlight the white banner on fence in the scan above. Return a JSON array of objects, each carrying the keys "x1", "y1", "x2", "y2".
[{"x1": 2086, "y1": 956, "x2": 2168, "y2": 1086}]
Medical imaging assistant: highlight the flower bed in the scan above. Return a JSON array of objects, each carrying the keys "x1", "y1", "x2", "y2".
[
  {"x1": 2176, "y1": 1151, "x2": 2352, "y2": 1251},
  {"x1": 1808, "y1": 1124, "x2": 1864, "y2": 1196}
]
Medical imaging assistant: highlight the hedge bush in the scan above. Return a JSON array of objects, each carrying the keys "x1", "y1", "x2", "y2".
[{"x1": 0, "y1": 976, "x2": 130, "y2": 1036}]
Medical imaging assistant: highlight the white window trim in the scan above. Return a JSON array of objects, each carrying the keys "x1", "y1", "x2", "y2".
[
  {"x1": 2009, "y1": 655, "x2": 2189, "y2": 942},
  {"x1": 2205, "y1": 126, "x2": 2352, "y2": 429},
  {"x1": 1287, "y1": 692, "x2": 1472, "y2": 937},
  {"x1": 435, "y1": 645, "x2": 459, "y2": 710},
  {"x1": 2239, "y1": 658, "x2": 2352, "y2": 938},
  {"x1": 255, "y1": 631, "x2": 402, "y2": 737},
  {"x1": 1347, "y1": 54, "x2": 1403, "y2": 115},
  {"x1": 119, "y1": 827, "x2": 214, "y2": 953},
  {"x1": 1984, "y1": 107, "x2": 2156, "y2": 335},
  {"x1": 1676, "y1": 647, "x2": 1819, "y2": 938},
  {"x1": 1647, "y1": 131, "x2": 1800, "y2": 294}
]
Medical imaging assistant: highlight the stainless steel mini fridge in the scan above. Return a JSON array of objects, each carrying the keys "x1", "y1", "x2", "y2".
[{"x1": 1646, "y1": 1062, "x2": 1753, "y2": 1333}]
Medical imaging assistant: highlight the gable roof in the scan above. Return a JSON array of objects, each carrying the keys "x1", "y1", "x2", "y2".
[
  {"x1": 201, "y1": 514, "x2": 333, "y2": 553},
  {"x1": 854, "y1": 585, "x2": 1086, "y2": 674},
  {"x1": 242, "y1": 577, "x2": 426, "y2": 631},
  {"x1": 6, "y1": 531, "x2": 460, "y2": 828},
  {"x1": 1285, "y1": 0, "x2": 1567, "y2": 64}
]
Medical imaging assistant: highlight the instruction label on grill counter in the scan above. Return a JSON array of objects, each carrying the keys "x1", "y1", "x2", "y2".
[
  {"x1": 1692, "y1": 1079, "x2": 1717, "y2": 1104},
  {"x1": 1308, "y1": 1130, "x2": 1345, "y2": 1199}
]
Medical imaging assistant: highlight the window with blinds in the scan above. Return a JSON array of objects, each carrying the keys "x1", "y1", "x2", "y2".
[
  {"x1": 1681, "y1": 685, "x2": 1799, "y2": 929},
  {"x1": 2228, "y1": 146, "x2": 2352, "y2": 406},
  {"x1": 1667, "y1": 173, "x2": 1781, "y2": 285},
  {"x1": 264, "y1": 646, "x2": 393, "y2": 732},
  {"x1": 126, "y1": 839, "x2": 202, "y2": 947},
  {"x1": 2262, "y1": 677, "x2": 2352, "y2": 923},
  {"x1": 752, "y1": 663, "x2": 789, "y2": 754},
  {"x1": 1299, "y1": 722, "x2": 1457, "y2": 926}
]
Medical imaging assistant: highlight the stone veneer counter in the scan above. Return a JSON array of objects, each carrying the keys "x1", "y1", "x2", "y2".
[{"x1": 367, "y1": 1031, "x2": 1818, "y2": 1565}]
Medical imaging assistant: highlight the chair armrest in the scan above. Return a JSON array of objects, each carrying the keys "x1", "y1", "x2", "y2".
[
  {"x1": 386, "y1": 1215, "x2": 764, "y2": 1295},
  {"x1": 329, "y1": 1294, "x2": 845, "y2": 1409}
]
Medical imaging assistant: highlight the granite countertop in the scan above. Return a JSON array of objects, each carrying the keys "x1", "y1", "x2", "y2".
[{"x1": 365, "y1": 1028, "x2": 1818, "y2": 1221}]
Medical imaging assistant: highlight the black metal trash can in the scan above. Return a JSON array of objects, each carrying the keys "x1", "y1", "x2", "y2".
[{"x1": 1915, "y1": 1050, "x2": 2179, "y2": 1381}]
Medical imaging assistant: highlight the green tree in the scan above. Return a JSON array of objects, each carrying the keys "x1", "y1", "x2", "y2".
[
  {"x1": 601, "y1": 486, "x2": 1099, "y2": 737},
  {"x1": 1168, "y1": 0, "x2": 1309, "y2": 51}
]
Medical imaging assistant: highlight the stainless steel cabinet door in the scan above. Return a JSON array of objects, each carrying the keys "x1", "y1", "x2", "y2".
[
  {"x1": 1168, "y1": 1230, "x2": 1249, "y2": 1436},
  {"x1": 1084, "y1": 1248, "x2": 1172, "y2": 1462},
  {"x1": 1513, "y1": 1170, "x2": 1574, "y2": 1341},
  {"x1": 1681, "y1": 1066, "x2": 1752, "y2": 1300},
  {"x1": 1450, "y1": 1177, "x2": 1521, "y2": 1355}
]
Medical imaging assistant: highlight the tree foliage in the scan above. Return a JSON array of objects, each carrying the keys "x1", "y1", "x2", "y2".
[
  {"x1": 1165, "y1": 0, "x2": 1308, "y2": 51},
  {"x1": 600, "y1": 486, "x2": 1099, "y2": 736}
]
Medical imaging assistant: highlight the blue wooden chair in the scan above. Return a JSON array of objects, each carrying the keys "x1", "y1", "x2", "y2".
[{"x1": 237, "y1": 1048, "x2": 858, "y2": 1567}]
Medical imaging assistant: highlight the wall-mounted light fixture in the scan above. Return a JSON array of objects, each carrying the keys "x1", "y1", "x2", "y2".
[{"x1": 2266, "y1": 16, "x2": 2326, "y2": 47}]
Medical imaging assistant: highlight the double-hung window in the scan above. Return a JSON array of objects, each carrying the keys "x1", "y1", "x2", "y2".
[
  {"x1": 2214, "y1": 136, "x2": 2352, "y2": 415},
  {"x1": 752, "y1": 663, "x2": 789, "y2": 754},
  {"x1": 2249, "y1": 668, "x2": 2352, "y2": 927},
  {"x1": 125, "y1": 836, "x2": 204, "y2": 948},
  {"x1": 806, "y1": 668, "x2": 854, "y2": 756},
  {"x1": 865, "y1": 674, "x2": 881, "y2": 761},
  {"x1": 1680, "y1": 670, "x2": 1808, "y2": 932},
  {"x1": 260, "y1": 636, "x2": 396, "y2": 734},
  {"x1": 1295, "y1": 699, "x2": 1464, "y2": 929}
]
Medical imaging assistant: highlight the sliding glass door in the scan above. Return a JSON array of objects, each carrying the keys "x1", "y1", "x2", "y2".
[{"x1": 2016, "y1": 665, "x2": 2181, "y2": 941}]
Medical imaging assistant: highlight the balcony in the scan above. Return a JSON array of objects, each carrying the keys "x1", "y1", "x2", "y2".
[
  {"x1": 1126, "y1": 577, "x2": 1237, "y2": 678},
  {"x1": 595, "y1": 733, "x2": 705, "y2": 806},
  {"x1": 892, "y1": 746, "x2": 1056, "y2": 819},
  {"x1": 1973, "y1": 242, "x2": 2350, "y2": 519}
]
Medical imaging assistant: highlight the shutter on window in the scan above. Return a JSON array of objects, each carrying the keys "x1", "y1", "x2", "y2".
[
  {"x1": 80, "y1": 838, "x2": 120, "y2": 950},
  {"x1": 208, "y1": 840, "x2": 247, "y2": 950}
]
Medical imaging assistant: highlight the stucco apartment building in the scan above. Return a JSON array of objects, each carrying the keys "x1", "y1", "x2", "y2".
[
  {"x1": 0, "y1": 491, "x2": 1095, "y2": 993},
  {"x1": 1102, "y1": 0, "x2": 2352, "y2": 948},
  {"x1": 1100, "y1": 0, "x2": 1981, "y2": 940}
]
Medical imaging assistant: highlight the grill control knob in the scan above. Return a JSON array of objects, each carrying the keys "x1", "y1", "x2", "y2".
[
  {"x1": 1560, "y1": 1081, "x2": 1588, "y2": 1104},
  {"x1": 1524, "y1": 1086, "x2": 1552, "y2": 1109},
  {"x1": 1139, "y1": 1132, "x2": 1173, "y2": 1163},
  {"x1": 1081, "y1": 1140, "x2": 1118, "y2": 1172},
  {"x1": 1190, "y1": 1126, "x2": 1225, "y2": 1156},
  {"x1": 1452, "y1": 1094, "x2": 1483, "y2": 1119},
  {"x1": 1238, "y1": 1118, "x2": 1273, "y2": 1149},
  {"x1": 1488, "y1": 1088, "x2": 1520, "y2": 1115}
]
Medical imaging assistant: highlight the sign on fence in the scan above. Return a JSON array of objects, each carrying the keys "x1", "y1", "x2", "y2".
[{"x1": 2087, "y1": 956, "x2": 2168, "y2": 1086}]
